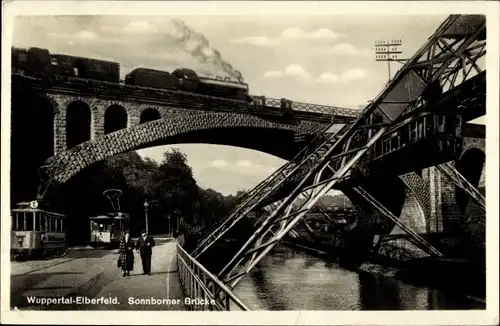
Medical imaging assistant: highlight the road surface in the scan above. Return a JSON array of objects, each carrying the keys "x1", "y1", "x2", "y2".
[{"x1": 10, "y1": 240, "x2": 185, "y2": 310}]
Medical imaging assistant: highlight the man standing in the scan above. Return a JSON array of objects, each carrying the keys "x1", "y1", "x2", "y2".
[{"x1": 136, "y1": 229, "x2": 155, "y2": 275}]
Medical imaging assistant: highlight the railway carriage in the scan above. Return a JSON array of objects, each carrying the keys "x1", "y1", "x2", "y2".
[
  {"x1": 125, "y1": 68, "x2": 178, "y2": 89},
  {"x1": 12, "y1": 45, "x2": 262, "y2": 109},
  {"x1": 11, "y1": 201, "x2": 68, "y2": 259},
  {"x1": 11, "y1": 46, "x2": 121, "y2": 83}
]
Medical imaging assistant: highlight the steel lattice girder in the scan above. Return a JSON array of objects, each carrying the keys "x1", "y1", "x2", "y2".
[
  {"x1": 191, "y1": 125, "x2": 345, "y2": 257},
  {"x1": 437, "y1": 162, "x2": 486, "y2": 211},
  {"x1": 196, "y1": 15, "x2": 486, "y2": 289},
  {"x1": 192, "y1": 125, "x2": 348, "y2": 256},
  {"x1": 352, "y1": 187, "x2": 443, "y2": 257}
]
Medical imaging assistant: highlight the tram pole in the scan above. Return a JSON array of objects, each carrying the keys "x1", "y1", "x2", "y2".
[
  {"x1": 168, "y1": 215, "x2": 171, "y2": 239},
  {"x1": 143, "y1": 200, "x2": 149, "y2": 234}
]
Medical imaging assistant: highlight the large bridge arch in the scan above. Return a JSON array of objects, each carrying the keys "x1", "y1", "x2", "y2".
[
  {"x1": 333, "y1": 173, "x2": 428, "y2": 264},
  {"x1": 455, "y1": 148, "x2": 485, "y2": 213},
  {"x1": 44, "y1": 112, "x2": 323, "y2": 184}
]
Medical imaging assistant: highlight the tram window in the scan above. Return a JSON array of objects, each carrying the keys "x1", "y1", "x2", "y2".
[
  {"x1": 12, "y1": 214, "x2": 19, "y2": 230},
  {"x1": 34, "y1": 212, "x2": 40, "y2": 231},
  {"x1": 25, "y1": 213, "x2": 34, "y2": 231},
  {"x1": 91, "y1": 221, "x2": 99, "y2": 231},
  {"x1": 102, "y1": 224, "x2": 112, "y2": 232},
  {"x1": 14, "y1": 213, "x2": 26, "y2": 231}
]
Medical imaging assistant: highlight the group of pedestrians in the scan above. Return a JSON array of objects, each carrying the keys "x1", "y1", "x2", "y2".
[{"x1": 118, "y1": 229, "x2": 156, "y2": 277}]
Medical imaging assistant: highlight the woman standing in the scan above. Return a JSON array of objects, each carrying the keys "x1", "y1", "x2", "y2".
[{"x1": 118, "y1": 230, "x2": 135, "y2": 277}]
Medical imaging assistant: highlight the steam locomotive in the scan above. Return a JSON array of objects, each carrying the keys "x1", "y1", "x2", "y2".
[{"x1": 11, "y1": 46, "x2": 251, "y2": 101}]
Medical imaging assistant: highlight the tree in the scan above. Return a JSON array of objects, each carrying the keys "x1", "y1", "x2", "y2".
[
  {"x1": 148, "y1": 149, "x2": 202, "y2": 225},
  {"x1": 28, "y1": 147, "x2": 239, "y2": 242}
]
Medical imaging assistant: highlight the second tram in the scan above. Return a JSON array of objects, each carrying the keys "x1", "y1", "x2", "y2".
[{"x1": 89, "y1": 212, "x2": 130, "y2": 249}]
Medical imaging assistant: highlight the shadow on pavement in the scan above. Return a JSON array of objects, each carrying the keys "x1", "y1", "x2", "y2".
[
  {"x1": 12, "y1": 249, "x2": 116, "y2": 263},
  {"x1": 11, "y1": 272, "x2": 84, "y2": 309}
]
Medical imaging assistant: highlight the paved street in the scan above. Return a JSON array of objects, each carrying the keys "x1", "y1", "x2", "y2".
[{"x1": 11, "y1": 240, "x2": 185, "y2": 310}]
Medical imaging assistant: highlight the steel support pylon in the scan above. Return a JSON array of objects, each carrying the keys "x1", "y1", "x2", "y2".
[
  {"x1": 437, "y1": 162, "x2": 486, "y2": 211},
  {"x1": 193, "y1": 15, "x2": 486, "y2": 290},
  {"x1": 352, "y1": 187, "x2": 443, "y2": 257}
]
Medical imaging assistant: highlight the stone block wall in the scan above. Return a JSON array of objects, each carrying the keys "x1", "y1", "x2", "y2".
[
  {"x1": 46, "y1": 92, "x2": 327, "y2": 157},
  {"x1": 45, "y1": 109, "x2": 325, "y2": 183},
  {"x1": 423, "y1": 135, "x2": 486, "y2": 233}
]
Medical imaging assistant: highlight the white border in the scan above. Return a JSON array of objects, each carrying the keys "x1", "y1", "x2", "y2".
[{"x1": 1, "y1": 1, "x2": 499, "y2": 325}]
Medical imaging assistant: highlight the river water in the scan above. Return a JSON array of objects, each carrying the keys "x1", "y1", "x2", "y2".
[{"x1": 233, "y1": 244, "x2": 485, "y2": 310}]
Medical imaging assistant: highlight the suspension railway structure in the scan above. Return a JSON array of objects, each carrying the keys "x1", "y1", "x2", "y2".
[{"x1": 186, "y1": 14, "x2": 487, "y2": 294}]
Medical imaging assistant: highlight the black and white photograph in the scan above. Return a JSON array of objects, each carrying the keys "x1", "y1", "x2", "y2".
[{"x1": 1, "y1": 1, "x2": 498, "y2": 325}]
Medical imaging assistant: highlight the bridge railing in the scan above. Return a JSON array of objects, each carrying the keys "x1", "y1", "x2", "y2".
[
  {"x1": 252, "y1": 95, "x2": 361, "y2": 117},
  {"x1": 13, "y1": 72, "x2": 359, "y2": 119},
  {"x1": 176, "y1": 241, "x2": 249, "y2": 311}
]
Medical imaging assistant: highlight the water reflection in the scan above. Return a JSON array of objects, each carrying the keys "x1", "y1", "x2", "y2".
[{"x1": 234, "y1": 245, "x2": 485, "y2": 310}]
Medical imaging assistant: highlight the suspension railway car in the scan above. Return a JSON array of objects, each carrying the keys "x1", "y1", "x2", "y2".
[
  {"x1": 89, "y1": 212, "x2": 130, "y2": 249},
  {"x1": 356, "y1": 113, "x2": 464, "y2": 178},
  {"x1": 11, "y1": 201, "x2": 68, "y2": 259}
]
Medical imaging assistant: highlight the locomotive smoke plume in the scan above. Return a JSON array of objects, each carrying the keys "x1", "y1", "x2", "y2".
[{"x1": 164, "y1": 19, "x2": 245, "y2": 82}]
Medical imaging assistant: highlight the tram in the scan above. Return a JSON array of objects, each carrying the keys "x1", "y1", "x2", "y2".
[
  {"x1": 89, "y1": 212, "x2": 130, "y2": 249},
  {"x1": 89, "y1": 189, "x2": 130, "y2": 249},
  {"x1": 11, "y1": 201, "x2": 68, "y2": 259}
]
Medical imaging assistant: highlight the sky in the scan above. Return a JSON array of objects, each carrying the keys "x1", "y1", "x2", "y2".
[{"x1": 12, "y1": 15, "x2": 485, "y2": 195}]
